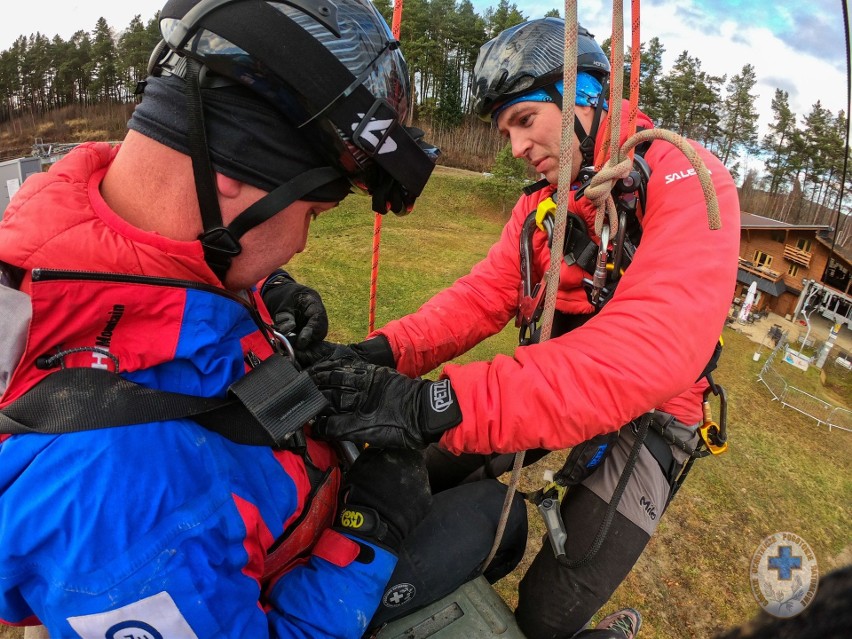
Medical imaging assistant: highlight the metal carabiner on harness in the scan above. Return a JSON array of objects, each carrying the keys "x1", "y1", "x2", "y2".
[
  {"x1": 271, "y1": 330, "x2": 297, "y2": 362},
  {"x1": 517, "y1": 209, "x2": 551, "y2": 345},
  {"x1": 699, "y1": 380, "x2": 728, "y2": 455},
  {"x1": 588, "y1": 223, "x2": 611, "y2": 308}
]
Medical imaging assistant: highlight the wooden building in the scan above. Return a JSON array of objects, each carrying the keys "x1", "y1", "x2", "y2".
[{"x1": 737, "y1": 212, "x2": 852, "y2": 325}]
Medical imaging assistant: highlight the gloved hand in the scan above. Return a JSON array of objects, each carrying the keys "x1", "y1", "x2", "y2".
[
  {"x1": 349, "y1": 335, "x2": 396, "y2": 368},
  {"x1": 335, "y1": 448, "x2": 432, "y2": 552},
  {"x1": 285, "y1": 335, "x2": 395, "y2": 370},
  {"x1": 261, "y1": 270, "x2": 328, "y2": 366},
  {"x1": 308, "y1": 357, "x2": 462, "y2": 449}
]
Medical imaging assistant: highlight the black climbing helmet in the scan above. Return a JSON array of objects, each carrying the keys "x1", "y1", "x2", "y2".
[
  {"x1": 149, "y1": 0, "x2": 439, "y2": 280},
  {"x1": 471, "y1": 17, "x2": 610, "y2": 121}
]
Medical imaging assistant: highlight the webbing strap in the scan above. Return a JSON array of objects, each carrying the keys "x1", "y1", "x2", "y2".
[
  {"x1": 226, "y1": 167, "x2": 342, "y2": 240},
  {"x1": 185, "y1": 58, "x2": 223, "y2": 236},
  {"x1": 562, "y1": 214, "x2": 599, "y2": 275},
  {"x1": 643, "y1": 419, "x2": 678, "y2": 486},
  {"x1": 229, "y1": 354, "x2": 328, "y2": 444},
  {"x1": 0, "y1": 357, "x2": 328, "y2": 449},
  {"x1": 557, "y1": 414, "x2": 649, "y2": 569}
]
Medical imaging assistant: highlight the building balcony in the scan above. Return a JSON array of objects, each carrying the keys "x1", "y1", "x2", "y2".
[
  {"x1": 738, "y1": 257, "x2": 782, "y2": 282},
  {"x1": 783, "y1": 245, "x2": 812, "y2": 267}
]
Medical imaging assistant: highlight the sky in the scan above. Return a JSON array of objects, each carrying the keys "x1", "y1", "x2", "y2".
[{"x1": 2, "y1": 0, "x2": 849, "y2": 153}]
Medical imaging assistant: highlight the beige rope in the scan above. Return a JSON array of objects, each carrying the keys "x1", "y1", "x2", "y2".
[
  {"x1": 587, "y1": 129, "x2": 722, "y2": 236},
  {"x1": 481, "y1": 0, "x2": 581, "y2": 574}
]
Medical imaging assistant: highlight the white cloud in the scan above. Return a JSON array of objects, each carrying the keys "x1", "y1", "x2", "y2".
[
  {"x1": 1, "y1": 1, "x2": 164, "y2": 50},
  {"x1": 477, "y1": 0, "x2": 847, "y2": 130}
]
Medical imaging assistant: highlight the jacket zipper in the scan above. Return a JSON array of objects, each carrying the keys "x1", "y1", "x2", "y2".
[{"x1": 30, "y1": 268, "x2": 268, "y2": 331}]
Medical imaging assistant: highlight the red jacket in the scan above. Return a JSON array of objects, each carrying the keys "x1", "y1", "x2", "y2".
[{"x1": 375, "y1": 104, "x2": 741, "y2": 454}]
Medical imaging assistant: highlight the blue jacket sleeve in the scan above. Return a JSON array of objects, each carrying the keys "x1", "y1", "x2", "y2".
[{"x1": 267, "y1": 530, "x2": 397, "y2": 638}]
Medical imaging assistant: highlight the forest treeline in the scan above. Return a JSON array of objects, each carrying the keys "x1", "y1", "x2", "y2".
[{"x1": 0, "y1": 0, "x2": 848, "y2": 243}]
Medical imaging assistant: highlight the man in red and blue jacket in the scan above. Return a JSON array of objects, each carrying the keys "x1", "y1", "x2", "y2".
[
  {"x1": 0, "y1": 1, "x2": 456, "y2": 636},
  {"x1": 308, "y1": 18, "x2": 741, "y2": 639}
]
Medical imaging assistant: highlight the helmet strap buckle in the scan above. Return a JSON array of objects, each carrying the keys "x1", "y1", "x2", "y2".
[{"x1": 199, "y1": 227, "x2": 243, "y2": 282}]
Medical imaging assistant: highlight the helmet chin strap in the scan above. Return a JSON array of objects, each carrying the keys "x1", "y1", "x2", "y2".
[{"x1": 183, "y1": 59, "x2": 341, "y2": 284}]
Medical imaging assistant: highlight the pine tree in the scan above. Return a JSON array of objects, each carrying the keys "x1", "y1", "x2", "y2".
[
  {"x1": 718, "y1": 63, "x2": 759, "y2": 166},
  {"x1": 638, "y1": 37, "x2": 665, "y2": 122},
  {"x1": 484, "y1": 0, "x2": 525, "y2": 38},
  {"x1": 761, "y1": 89, "x2": 797, "y2": 195},
  {"x1": 117, "y1": 15, "x2": 160, "y2": 101},
  {"x1": 90, "y1": 18, "x2": 119, "y2": 102},
  {"x1": 657, "y1": 51, "x2": 723, "y2": 144}
]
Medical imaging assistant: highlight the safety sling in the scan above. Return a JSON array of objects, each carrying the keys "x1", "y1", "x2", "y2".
[{"x1": 0, "y1": 356, "x2": 325, "y2": 449}]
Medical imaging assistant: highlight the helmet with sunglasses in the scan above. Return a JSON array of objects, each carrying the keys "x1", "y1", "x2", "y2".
[{"x1": 149, "y1": 0, "x2": 438, "y2": 281}]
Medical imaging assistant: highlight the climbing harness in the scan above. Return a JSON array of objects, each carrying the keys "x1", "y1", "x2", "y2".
[
  {"x1": 0, "y1": 270, "x2": 327, "y2": 451},
  {"x1": 516, "y1": 150, "x2": 650, "y2": 344}
]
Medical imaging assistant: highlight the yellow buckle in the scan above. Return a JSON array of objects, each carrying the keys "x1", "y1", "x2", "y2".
[
  {"x1": 541, "y1": 480, "x2": 567, "y2": 502},
  {"x1": 535, "y1": 197, "x2": 556, "y2": 232}
]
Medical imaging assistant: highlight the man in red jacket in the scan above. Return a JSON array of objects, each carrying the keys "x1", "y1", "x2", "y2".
[
  {"x1": 306, "y1": 17, "x2": 740, "y2": 639},
  {"x1": 0, "y1": 1, "x2": 456, "y2": 636}
]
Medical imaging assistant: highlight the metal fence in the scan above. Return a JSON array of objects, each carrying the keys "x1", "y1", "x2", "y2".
[{"x1": 757, "y1": 335, "x2": 852, "y2": 433}]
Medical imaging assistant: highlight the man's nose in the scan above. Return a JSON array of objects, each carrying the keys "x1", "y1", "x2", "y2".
[{"x1": 510, "y1": 134, "x2": 531, "y2": 159}]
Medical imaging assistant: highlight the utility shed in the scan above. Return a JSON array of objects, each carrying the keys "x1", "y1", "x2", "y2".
[{"x1": 1, "y1": 157, "x2": 41, "y2": 219}]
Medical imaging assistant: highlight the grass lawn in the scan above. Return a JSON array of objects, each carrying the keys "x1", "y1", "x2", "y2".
[{"x1": 287, "y1": 167, "x2": 852, "y2": 638}]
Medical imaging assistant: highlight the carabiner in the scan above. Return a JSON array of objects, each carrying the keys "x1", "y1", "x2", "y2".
[
  {"x1": 589, "y1": 223, "x2": 610, "y2": 307},
  {"x1": 528, "y1": 479, "x2": 568, "y2": 560},
  {"x1": 517, "y1": 210, "x2": 550, "y2": 344},
  {"x1": 700, "y1": 383, "x2": 728, "y2": 455},
  {"x1": 271, "y1": 330, "x2": 296, "y2": 363}
]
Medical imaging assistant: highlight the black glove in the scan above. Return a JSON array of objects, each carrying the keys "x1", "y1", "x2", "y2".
[
  {"x1": 335, "y1": 448, "x2": 432, "y2": 553},
  {"x1": 349, "y1": 335, "x2": 396, "y2": 368},
  {"x1": 308, "y1": 357, "x2": 462, "y2": 449},
  {"x1": 284, "y1": 335, "x2": 395, "y2": 370},
  {"x1": 261, "y1": 270, "x2": 328, "y2": 364}
]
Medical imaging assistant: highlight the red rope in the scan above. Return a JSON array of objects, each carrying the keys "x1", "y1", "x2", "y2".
[
  {"x1": 368, "y1": 1, "x2": 404, "y2": 335},
  {"x1": 392, "y1": 0, "x2": 403, "y2": 37},
  {"x1": 627, "y1": 0, "x2": 641, "y2": 159}
]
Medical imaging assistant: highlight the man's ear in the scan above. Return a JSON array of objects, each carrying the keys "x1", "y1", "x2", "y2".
[
  {"x1": 574, "y1": 104, "x2": 598, "y2": 132},
  {"x1": 215, "y1": 173, "x2": 243, "y2": 199}
]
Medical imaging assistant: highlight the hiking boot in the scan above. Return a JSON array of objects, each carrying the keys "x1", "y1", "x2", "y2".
[{"x1": 594, "y1": 608, "x2": 642, "y2": 638}]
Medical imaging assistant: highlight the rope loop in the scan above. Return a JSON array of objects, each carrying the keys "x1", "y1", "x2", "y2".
[
  {"x1": 586, "y1": 154, "x2": 632, "y2": 238},
  {"x1": 622, "y1": 128, "x2": 722, "y2": 230}
]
